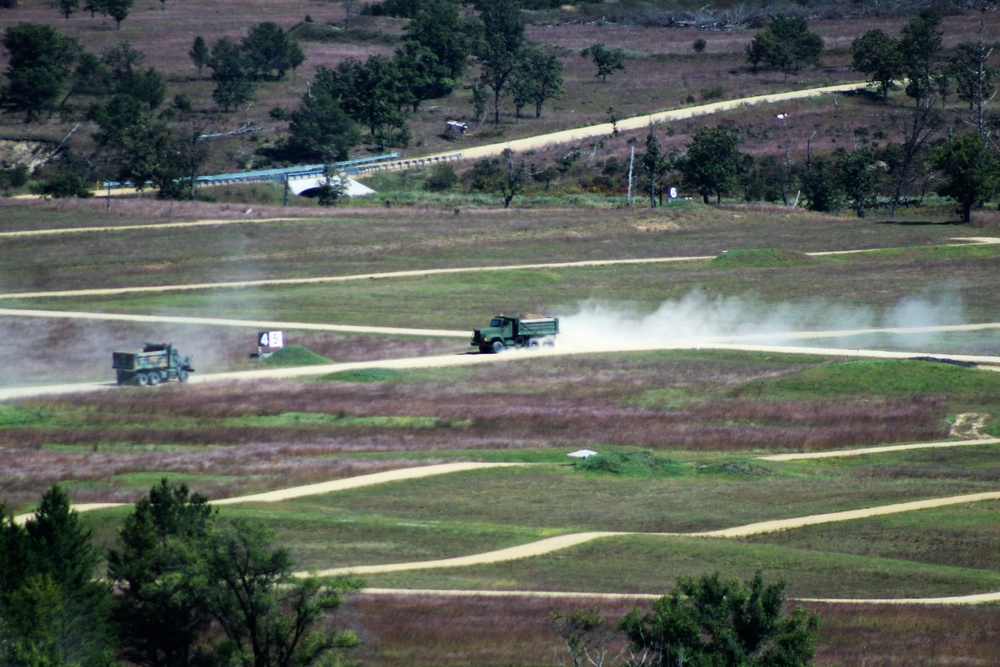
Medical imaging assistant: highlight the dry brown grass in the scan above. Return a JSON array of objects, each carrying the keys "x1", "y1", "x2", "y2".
[{"x1": 337, "y1": 593, "x2": 1000, "y2": 667}]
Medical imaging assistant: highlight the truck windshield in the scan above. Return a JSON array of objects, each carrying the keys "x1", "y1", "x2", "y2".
[{"x1": 490, "y1": 319, "x2": 503, "y2": 327}]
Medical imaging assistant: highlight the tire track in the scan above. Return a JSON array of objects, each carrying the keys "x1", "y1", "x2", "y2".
[{"x1": 1, "y1": 237, "x2": 995, "y2": 301}]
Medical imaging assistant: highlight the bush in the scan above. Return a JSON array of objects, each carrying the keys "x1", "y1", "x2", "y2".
[
  {"x1": 575, "y1": 451, "x2": 687, "y2": 477},
  {"x1": 32, "y1": 173, "x2": 92, "y2": 198},
  {"x1": 423, "y1": 164, "x2": 459, "y2": 192},
  {"x1": 0, "y1": 165, "x2": 29, "y2": 191}
]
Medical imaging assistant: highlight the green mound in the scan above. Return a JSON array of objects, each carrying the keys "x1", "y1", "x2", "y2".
[
  {"x1": 712, "y1": 248, "x2": 815, "y2": 267},
  {"x1": 259, "y1": 345, "x2": 331, "y2": 367},
  {"x1": 744, "y1": 359, "x2": 1000, "y2": 400},
  {"x1": 320, "y1": 368, "x2": 404, "y2": 383},
  {"x1": 574, "y1": 450, "x2": 689, "y2": 477}
]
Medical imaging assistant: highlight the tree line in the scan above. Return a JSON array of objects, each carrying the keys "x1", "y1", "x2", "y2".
[
  {"x1": 0, "y1": 0, "x2": 569, "y2": 199},
  {"x1": 1, "y1": 481, "x2": 821, "y2": 666},
  {"x1": 607, "y1": 9, "x2": 997, "y2": 220}
]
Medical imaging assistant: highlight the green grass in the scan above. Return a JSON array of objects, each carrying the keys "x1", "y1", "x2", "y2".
[
  {"x1": 235, "y1": 458, "x2": 1000, "y2": 535},
  {"x1": 743, "y1": 500, "x2": 1000, "y2": 571},
  {"x1": 741, "y1": 359, "x2": 1000, "y2": 401},
  {"x1": 359, "y1": 533, "x2": 1000, "y2": 598},
  {"x1": 711, "y1": 248, "x2": 817, "y2": 268},
  {"x1": 257, "y1": 344, "x2": 332, "y2": 366},
  {"x1": 573, "y1": 450, "x2": 690, "y2": 477},
  {"x1": 320, "y1": 368, "x2": 406, "y2": 382},
  {"x1": 228, "y1": 412, "x2": 471, "y2": 430},
  {"x1": 221, "y1": 503, "x2": 566, "y2": 570}
]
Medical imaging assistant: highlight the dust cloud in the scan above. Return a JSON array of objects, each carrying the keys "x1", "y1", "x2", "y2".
[{"x1": 557, "y1": 287, "x2": 967, "y2": 353}]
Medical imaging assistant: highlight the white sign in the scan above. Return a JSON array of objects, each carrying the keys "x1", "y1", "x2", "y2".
[
  {"x1": 258, "y1": 331, "x2": 284, "y2": 348},
  {"x1": 669, "y1": 187, "x2": 679, "y2": 199}
]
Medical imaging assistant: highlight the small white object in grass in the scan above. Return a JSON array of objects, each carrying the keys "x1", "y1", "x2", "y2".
[{"x1": 568, "y1": 449, "x2": 598, "y2": 459}]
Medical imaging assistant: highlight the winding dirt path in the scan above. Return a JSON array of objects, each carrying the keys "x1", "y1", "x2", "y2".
[
  {"x1": 13, "y1": 462, "x2": 527, "y2": 525},
  {"x1": 15, "y1": 455, "x2": 1000, "y2": 604},
  {"x1": 1, "y1": 237, "x2": 996, "y2": 301}
]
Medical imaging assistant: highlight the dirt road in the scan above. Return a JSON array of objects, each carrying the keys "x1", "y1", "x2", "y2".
[
  {"x1": 379, "y1": 82, "x2": 871, "y2": 166},
  {"x1": 3, "y1": 338, "x2": 999, "y2": 401},
  {"x1": 0, "y1": 308, "x2": 469, "y2": 338},
  {"x1": 3, "y1": 237, "x2": 996, "y2": 302},
  {"x1": 0, "y1": 218, "x2": 302, "y2": 239}
]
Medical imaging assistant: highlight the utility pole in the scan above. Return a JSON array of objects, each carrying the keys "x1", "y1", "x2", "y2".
[{"x1": 626, "y1": 145, "x2": 634, "y2": 207}]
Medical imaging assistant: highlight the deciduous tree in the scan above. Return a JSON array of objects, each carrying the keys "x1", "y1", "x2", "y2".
[
  {"x1": 189, "y1": 36, "x2": 209, "y2": 79},
  {"x1": 510, "y1": 46, "x2": 563, "y2": 119},
  {"x1": 582, "y1": 43, "x2": 624, "y2": 82},
  {"x1": 476, "y1": 0, "x2": 524, "y2": 124},
  {"x1": 745, "y1": 14, "x2": 822, "y2": 81},
  {"x1": 640, "y1": 126, "x2": 673, "y2": 207},
  {"x1": 470, "y1": 147, "x2": 526, "y2": 208},
  {"x1": 931, "y1": 132, "x2": 1000, "y2": 222},
  {"x1": 678, "y1": 123, "x2": 743, "y2": 204},
  {"x1": 58, "y1": 0, "x2": 79, "y2": 20},
  {"x1": 949, "y1": 21, "x2": 996, "y2": 139},
  {"x1": 193, "y1": 519, "x2": 361, "y2": 667},
  {"x1": 104, "y1": 0, "x2": 133, "y2": 29},
  {"x1": 850, "y1": 29, "x2": 902, "y2": 100}
]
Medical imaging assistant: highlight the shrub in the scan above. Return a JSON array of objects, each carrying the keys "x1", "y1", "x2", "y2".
[{"x1": 423, "y1": 164, "x2": 459, "y2": 192}]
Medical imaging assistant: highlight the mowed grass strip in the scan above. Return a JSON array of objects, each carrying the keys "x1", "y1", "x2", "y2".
[
  {"x1": 357, "y1": 533, "x2": 1000, "y2": 599},
  {"x1": 741, "y1": 500, "x2": 1000, "y2": 571},
  {"x1": 255, "y1": 459, "x2": 1000, "y2": 534},
  {"x1": 2, "y1": 207, "x2": 998, "y2": 314},
  {"x1": 219, "y1": 503, "x2": 564, "y2": 571},
  {"x1": 9, "y1": 240, "x2": 999, "y2": 344}
]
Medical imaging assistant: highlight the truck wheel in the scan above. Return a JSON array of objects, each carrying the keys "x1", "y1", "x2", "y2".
[
  {"x1": 178, "y1": 369, "x2": 189, "y2": 383},
  {"x1": 491, "y1": 340, "x2": 505, "y2": 354},
  {"x1": 134, "y1": 373, "x2": 149, "y2": 386},
  {"x1": 148, "y1": 372, "x2": 161, "y2": 386},
  {"x1": 528, "y1": 339, "x2": 540, "y2": 349}
]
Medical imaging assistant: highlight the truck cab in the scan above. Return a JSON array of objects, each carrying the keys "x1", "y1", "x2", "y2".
[{"x1": 471, "y1": 315, "x2": 559, "y2": 353}]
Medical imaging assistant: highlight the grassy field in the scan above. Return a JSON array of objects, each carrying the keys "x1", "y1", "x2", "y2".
[
  {"x1": 4, "y1": 1, "x2": 1000, "y2": 662},
  {"x1": 3, "y1": 200, "x2": 1000, "y2": 667}
]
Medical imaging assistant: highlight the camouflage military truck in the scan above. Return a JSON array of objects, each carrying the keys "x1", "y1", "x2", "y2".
[
  {"x1": 112, "y1": 342, "x2": 194, "y2": 385},
  {"x1": 471, "y1": 315, "x2": 559, "y2": 353}
]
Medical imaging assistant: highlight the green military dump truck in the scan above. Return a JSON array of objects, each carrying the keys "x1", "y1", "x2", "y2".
[
  {"x1": 112, "y1": 342, "x2": 195, "y2": 385},
  {"x1": 471, "y1": 315, "x2": 559, "y2": 353}
]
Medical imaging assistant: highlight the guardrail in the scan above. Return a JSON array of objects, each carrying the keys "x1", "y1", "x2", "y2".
[
  {"x1": 100, "y1": 153, "x2": 402, "y2": 189},
  {"x1": 354, "y1": 152, "x2": 463, "y2": 176}
]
